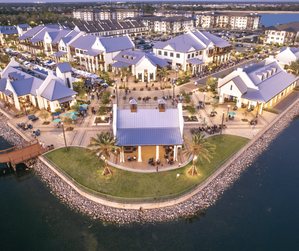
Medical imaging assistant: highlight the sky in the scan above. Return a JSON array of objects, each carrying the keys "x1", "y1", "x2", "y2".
[{"x1": 0, "y1": 0, "x2": 298, "y2": 3}]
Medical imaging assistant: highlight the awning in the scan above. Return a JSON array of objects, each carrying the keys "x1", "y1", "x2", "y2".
[
  {"x1": 84, "y1": 50, "x2": 104, "y2": 56},
  {"x1": 112, "y1": 61, "x2": 131, "y2": 68},
  {"x1": 187, "y1": 58, "x2": 204, "y2": 65},
  {"x1": 57, "y1": 96, "x2": 75, "y2": 104},
  {"x1": 52, "y1": 51, "x2": 67, "y2": 57}
]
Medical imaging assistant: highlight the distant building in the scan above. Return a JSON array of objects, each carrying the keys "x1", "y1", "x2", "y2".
[
  {"x1": 127, "y1": 15, "x2": 195, "y2": 33},
  {"x1": 0, "y1": 26, "x2": 18, "y2": 46},
  {"x1": 153, "y1": 30, "x2": 231, "y2": 72},
  {"x1": 275, "y1": 46, "x2": 299, "y2": 68},
  {"x1": 154, "y1": 9, "x2": 194, "y2": 19},
  {"x1": 264, "y1": 21, "x2": 299, "y2": 45},
  {"x1": 73, "y1": 9, "x2": 142, "y2": 22},
  {"x1": 195, "y1": 12, "x2": 260, "y2": 30},
  {"x1": 62, "y1": 20, "x2": 146, "y2": 37}
]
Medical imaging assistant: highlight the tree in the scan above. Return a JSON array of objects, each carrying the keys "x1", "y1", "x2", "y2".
[
  {"x1": 242, "y1": 110, "x2": 249, "y2": 120},
  {"x1": 40, "y1": 110, "x2": 49, "y2": 121},
  {"x1": 157, "y1": 66, "x2": 171, "y2": 86},
  {"x1": 118, "y1": 66, "x2": 132, "y2": 87},
  {"x1": 87, "y1": 132, "x2": 120, "y2": 176},
  {"x1": 182, "y1": 133, "x2": 215, "y2": 176},
  {"x1": 288, "y1": 59, "x2": 299, "y2": 77}
]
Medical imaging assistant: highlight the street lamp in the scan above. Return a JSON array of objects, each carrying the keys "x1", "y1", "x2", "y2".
[
  {"x1": 85, "y1": 93, "x2": 87, "y2": 102},
  {"x1": 227, "y1": 104, "x2": 230, "y2": 115},
  {"x1": 61, "y1": 122, "x2": 68, "y2": 151},
  {"x1": 203, "y1": 92, "x2": 206, "y2": 104},
  {"x1": 172, "y1": 82, "x2": 175, "y2": 102},
  {"x1": 221, "y1": 110, "x2": 225, "y2": 135},
  {"x1": 176, "y1": 68, "x2": 178, "y2": 79},
  {"x1": 115, "y1": 80, "x2": 118, "y2": 107}
]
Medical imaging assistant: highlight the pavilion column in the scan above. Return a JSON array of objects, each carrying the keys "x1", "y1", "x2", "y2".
[
  {"x1": 287, "y1": 86, "x2": 290, "y2": 94},
  {"x1": 259, "y1": 103, "x2": 264, "y2": 115},
  {"x1": 283, "y1": 89, "x2": 286, "y2": 96},
  {"x1": 279, "y1": 92, "x2": 282, "y2": 100},
  {"x1": 138, "y1": 146, "x2": 142, "y2": 162},
  {"x1": 270, "y1": 98, "x2": 273, "y2": 107},
  {"x1": 120, "y1": 149, "x2": 124, "y2": 162},
  {"x1": 274, "y1": 95, "x2": 278, "y2": 103},
  {"x1": 156, "y1": 146, "x2": 159, "y2": 161},
  {"x1": 174, "y1": 145, "x2": 177, "y2": 161}
]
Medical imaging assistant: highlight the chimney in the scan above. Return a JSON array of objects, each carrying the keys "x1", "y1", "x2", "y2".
[
  {"x1": 158, "y1": 98, "x2": 166, "y2": 112},
  {"x1": 129, "y1": 99, "x2": 138, "y2": 113}
]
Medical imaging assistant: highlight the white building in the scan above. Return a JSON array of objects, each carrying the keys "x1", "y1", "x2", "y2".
[
  {"x1": 275, "y1": 47, "x2": 299, "y2": 68},
  {"x1": 0, "y1": 58, "x2": 77, "y2": 112},
  {"x1": 218, "y1": 57, "x2": 299, "y2": 113},
  {"x1": 264, "y1": 22, "x2": 299, "y2": 45},
  {"x1": 153, "y1": 30, "x2": 231, "y2": 73}
]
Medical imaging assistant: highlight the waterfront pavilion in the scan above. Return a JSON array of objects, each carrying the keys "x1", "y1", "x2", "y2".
[{"x1": 112, "y1": 99, "x2": 184, "y2": 164}]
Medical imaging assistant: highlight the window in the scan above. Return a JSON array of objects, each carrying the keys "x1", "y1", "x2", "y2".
[
  {"x1": 176, "y1": 53, "x2": 180, "y2": 58},
  {"x1": 188, "y1": 54, "x2": 191, "y2": 59},
  {"x1": 76, "y1": 49, "x2": 79, "y2": 53},
  {"x1": 192, "y1": 53, "x2": 194, "y2": 58},
  {"x1": 80, "y1": 50, "x2": 83, "y2": 54},
  {"x1": 230, "y1": 85, "x2": 233, "y2": 90},
  {"x1": 196, "y1": 52, "x2": 198, "y2": 56},
  {"x1": 200, "y1": 51, "x2": 202, "y2": 55},
  {"x1": 158, "y1": 50, "x2": 162, "y2": 55},
  {"x1": 170, "y1": 52, "x2": 174, "y2": 57},
  {"x1": 164, "y1": 51, "x2": 168, "y2": 56}
]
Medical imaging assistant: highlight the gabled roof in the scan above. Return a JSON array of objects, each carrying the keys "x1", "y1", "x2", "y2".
[
  {"x1": 0, "y1": 26, "x2": 18, "y2": 35},
  {"x1": 56, "y1": 62, "x2": 72, "y2": 73},
  {"x1": 41, "y1": 80, "x2": 76, "y2": 101},
  {"x1": 17, "y1": 24, "x2": 30, "y2": 28},
  {"x1": 201, "y1": 31, "x2": 231, "y2": 48},
  {"x1": 265, "y1": 21, "x2": 299, "y2": 32},
  {"x1": 11, "y1": 77, "x2": 34, "y2": 96},
  {"x1": 276, "y1": 47, "x2": 299, "y2": 65},
  {"x1": 18, "y1": 25, "x2": 44, "y2": 40},
  {"x1": 99, "y1": 36, "x2": 134, "y2": 53}
]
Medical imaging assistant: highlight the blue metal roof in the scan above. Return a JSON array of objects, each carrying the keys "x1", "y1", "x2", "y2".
[
  {"x1": 52, "y1": 51, "x2": 67, "y2": 57},
  {"x1": 11, "y1": 77, "x2": 34, "y2": 96},
  {"x1": 0, "y1": 26, "x2": 18, "y2": 35},
  {"x1": 18, "y1": 26, "x2": 44, "y2": 40},
  {"x1": 112, "y1": 61, "x2": 131, "y2": 68},
  {"x1": 187, "y1": 58, "x2": 204, "y2": 65},
  {"x1": 56, "y1": 62, "x2": 72, "y2": 73},
  {"x1": 41, "y1": 80, "x2": 76, "y2": 101},
  {"x1": 117, "y1": 108, "x2": 179, "y2": 128},
  {"x1": 99, "y1": 36, "x2": 134, "y2": 53},
  {"x1": 17, "y1": 24, "x2": 30, "y2": 28},
  {"x1": 83, "y1": 49, "x2": 104, "y2": 56},
  {"x1": 116, "y1": 128, "x2": 183, "y2": 146}
]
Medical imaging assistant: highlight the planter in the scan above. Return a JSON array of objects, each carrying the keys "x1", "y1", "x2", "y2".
[
  {"x1": 42, "y1": 121, "x2": 50, "y2": 125},
  {"x1": 93, "y1": 116, "x2": 110, "y2": 126},
  {"x1": 183, "y1": 115, "x2": 200, "y2": 123}
]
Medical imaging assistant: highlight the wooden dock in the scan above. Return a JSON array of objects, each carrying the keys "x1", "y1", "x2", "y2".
[{"x1": 0, "y1": 139, "x2": 46, "y2": 170}]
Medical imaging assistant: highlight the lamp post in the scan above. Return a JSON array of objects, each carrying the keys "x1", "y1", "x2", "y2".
[
  {"x1": 203, "y1": 92, "x2": 206, "y2": 104},
  {"x1": 61, "y1": 122, "x2": 68, "y2": 151},
  {"x1": 172, "y1": 82, "x2": 175, "y2": 101},
  {"x1": 115, "y1": 80, "x2": 118, "y2": 107},
  {"x1": 227, "y1": 104, "x2": 230, "y2": 115},
  {"x1": 221, "y1": 110, "x2": 225, "y2": 135}
]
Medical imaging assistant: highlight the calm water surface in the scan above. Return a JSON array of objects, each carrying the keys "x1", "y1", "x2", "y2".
[
  {"x1": 1, "y1": 118, "x2": 299, "y2": 251},
  {"x1": 260, "y1": 13, "x2": 299, "y2": 27}
]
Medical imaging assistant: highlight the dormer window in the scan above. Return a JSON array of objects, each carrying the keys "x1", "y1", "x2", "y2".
[
  {"x1": 131, "y1": 56, "x2": 133, "y2": 60},
  {"x1": 122, "y1": 55, "x2": 124, "y2": 58},
  {"x1": 126, "y1": 55, "x2": 129, "y2": 59}
]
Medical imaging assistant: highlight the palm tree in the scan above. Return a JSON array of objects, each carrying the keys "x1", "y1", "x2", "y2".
[
  {"x1": 181, "y1": 133, "x2": 216, "y2": 176},
  {"x1": 157, "y1": 66, "x2": 172, "y2": 87},
  {"x1": 288, "y1": 59, "x2": 299, "y2": 77},
  {"x1": 87, "y1": 132, "x2": 120, "y2": 175}
]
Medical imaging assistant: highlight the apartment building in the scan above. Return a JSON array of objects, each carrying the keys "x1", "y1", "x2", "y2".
[
  {"x1": 73, "y1": 9, "x2": 141, "y2": 21},
  {"x1": 153, "y1": 30, "x2": 231, "y2": 73},
  {"x1": 127, "y1": 16, "x2": 195, "y2": 33},
  {"x1": 264, "y1": 21, "x2": 299, "y2": 45},
  {"x1": 62, "y1": 20, "x2": 146, "y2": 37},
  {"x1": 196, "y1": 12, "x2": 260, "y2": 30},
  {"x1": 154, "y1": 10, "x2": 194, "y2": 19}
]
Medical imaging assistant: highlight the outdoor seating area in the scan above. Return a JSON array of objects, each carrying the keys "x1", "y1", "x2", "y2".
[{"x1": 191, "y1": 125, "x2": 224, "y2": 135}]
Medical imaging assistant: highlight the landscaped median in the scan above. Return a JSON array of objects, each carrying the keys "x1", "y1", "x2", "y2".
[{"x1": 44, "y1": 135, "x2": 249, "y2": 202}]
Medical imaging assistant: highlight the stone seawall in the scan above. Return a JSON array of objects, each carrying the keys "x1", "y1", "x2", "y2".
[{"x1": 1, "y1": 99, "x2": 299, "y2": 224}]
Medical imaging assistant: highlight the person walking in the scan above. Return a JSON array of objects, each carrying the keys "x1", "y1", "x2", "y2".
[
  {"x1": 161, "y1": 164, "x2": 163, "y2": 169},
  {"x1": 156, "y1": 166, "x2": 158, "y2": 172}
]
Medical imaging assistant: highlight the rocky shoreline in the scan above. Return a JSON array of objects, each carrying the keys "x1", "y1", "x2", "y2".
[{"x1": 1, "y1": 100, "x2": 299, "y2": 224}]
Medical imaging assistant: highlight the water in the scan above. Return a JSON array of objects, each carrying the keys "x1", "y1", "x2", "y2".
[
  {"x1": 260, "y1": 13, "x2": 299, "y2": 27},
  {"x1": 1, "y1": 117, "x2": 299, "y2": 250}
]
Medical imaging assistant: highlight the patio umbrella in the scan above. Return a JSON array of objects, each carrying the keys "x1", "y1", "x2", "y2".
[
  {"x1": 53, "y1": 119, "x2": 61, "y2": 123},
  {"x1": 53, "y1": 112, "x2": 61, "y2": 116},
  {"x1": 212, "y1": 108, "x2": 214, "y2": 113},
  {"x1": 212, "y1": 99, "x2": 219, "y2": 103},
  {"x1": 228, "y1": 111, "x2": 236, "y2": 116},
  {"x1": 78, "y1": 107, "x2": 86, "y2": 111},
  {"x1": 81, "y1": 104, "x2": 88, "y2": 107},
  {"x1": 102, "y1": 83, "x2": 108, "y2": 87},
  {"x1": 62, "y1": 113, "x2": 71, "y2": 117},
  {"x1": 69, "y1": 115, "x2": 77, "y2": 120},
  {"x1": 71, "y1": 111, "x2": 78, "y2": 115}
]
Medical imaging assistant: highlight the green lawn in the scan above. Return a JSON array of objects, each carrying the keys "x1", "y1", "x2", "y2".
[{"x1": 45, "y1": 135, "x2": 249, "y2": 202}]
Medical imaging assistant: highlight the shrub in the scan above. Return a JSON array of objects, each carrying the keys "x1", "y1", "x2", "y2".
[
  {"x1": 213, "y1": 91, "x2": 218, "y2": 95},
  {"x1": 189, "y1": 92, "x2": 193, "y2": 95},
  {"x1": 133, "y1": 87, "x2": 136, "y2": 91},
  {"x1": 71, "y1": 103, "x2": 79, "y2": 111},
  {"x1": 129, "y1": 97, "x2": 133, "y2": 100},
  {"x1": 55, "y1": 108, "x2": 62, "y2": 113},
  {"x1": 162, "y1": 96, "x2": 165, "y2": 99},
  {"x1": 176, "y1": 94, "x2": 180, "y2": 98},
  {"x1": 147, "y1": 87, "x2": 151, "y2": 91},
  {"x1": 125, "y1": 87, "x2": 129, "y2": 90},
  {"x1": 119, "y1": 86, "x2": 123, "y2": 89},
  {"x1": 140, "y1": 88, "x2": 144, "y2": 91},
  {"x1": 97, "y1": 105, "x2": 107, "y2": 115},
  {"x1": 112, "y1": 95, "x2": 115, "y2": 99},
  {"x1": 154, "y1": 79, "x2": 158, "y2": 82},
  {"x1": 294, "y1": 87, "x2": 299, "y2": 91},
  {"x1": 263, "y1": 107, "x2": 278, "y2": 114},
  {"x1": 154, "y1": 96, "x2": 158, "y2": 100},
  {"x1": 134, "y1": 79, "x2": 139, "y2": 83},
  {"x1": 63, "y1": 117, "x2": 73, "y2": 125},
  {"x1": 160, "y1": 86, "x2": 165, "y2": 90},
  {"x1": 138, "y1": 97, "x2": 142, "y2": 100},
  {"x1": 146, "y1": 96, "x2": 150, "y2": 101},
  {"x1": 42, "y1": 121, "x2": 50, "y2": 125},
  {"x1": 184, "y1": 96, "x2": 191, "y2": 103},
  {"x1": 122, "y1": 96, "x2": 127, "y2": 100},
  {"x1": 155, "y1": 87, "x2": 158, "y2": 90}
]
